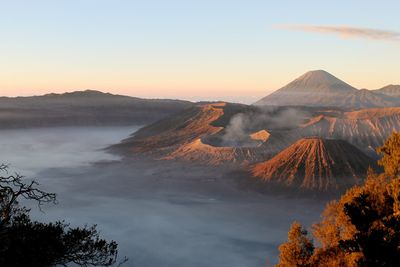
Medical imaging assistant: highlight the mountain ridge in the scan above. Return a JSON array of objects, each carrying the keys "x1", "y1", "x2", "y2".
[
  {"x1": 0, "y1": 90, "x2": 194, "y2": 128},
  {"x1": 373, "y1": 85, "x2": 400, "y2": 98},
  {"x1": 255, "y1": 70, "x2": 400, "y2": 108}
]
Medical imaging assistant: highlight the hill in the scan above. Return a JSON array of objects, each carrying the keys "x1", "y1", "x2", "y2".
[
  {"x1": 298, "y1": 107, "x2": 400, "y2": 154},
  {"x1": 0, "y1": 90, "x2": 193, "y2": 128},
  {"x1": 111, "y1": 102, "x2": 400, "y2": 166},
  {"x1": 255, "y1": 70, "x2": 398, "y2": 109},
  {"x1": 251, "y1": 138, "x2": 376, "y2": 191},
  {"x1": 110, "y1": 102, "x2": 400, "y2": 192},
  {"x1": 109, "y1": 102, "x2": 272, "y2": 164},
  {"x1": 373, "y1": 85, "x2": 400, "y2": 98}
]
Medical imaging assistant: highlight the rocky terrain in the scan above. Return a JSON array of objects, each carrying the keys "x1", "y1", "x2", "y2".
[
  {"x1": 110, "y1": 102, "x2": 273, "y2": 165},
  {"x1": 255, "y1": 70, "x2": 400, "y2": 108},
  {"x1": 297, "y1": 107, "x2": 400, "y2": 154},
  {"x1": 251, "y1": 138, "x2": 376, "y2": 191},
  {"x1": 0, "y1": 90, "x2": 193, "y2": 128},
  {"x1": 163, "y1": 138, "x2": 265, "y2": 166},
  {"x1": 111, "y1": 101, "x2": 400, "y2": 191}
]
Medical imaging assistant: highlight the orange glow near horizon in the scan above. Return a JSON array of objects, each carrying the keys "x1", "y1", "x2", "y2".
[
  {"x1": 2, "y1": 69, "x2": 398, "y2": 101},
  {"x1": 1, "y1": 1, "x2": 399, "y2": 102}
]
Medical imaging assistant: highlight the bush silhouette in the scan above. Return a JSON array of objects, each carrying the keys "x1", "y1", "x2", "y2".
[{"x1": 0, "y1": 164, "x2": 124, "y2": 267}]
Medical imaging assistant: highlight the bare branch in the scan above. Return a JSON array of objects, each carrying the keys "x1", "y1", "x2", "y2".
[{"x1": 0, "y1": 166, "x2": 56, "y2": 227}]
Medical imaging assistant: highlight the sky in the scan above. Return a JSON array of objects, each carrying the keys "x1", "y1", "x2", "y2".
[{"x1": 1, "y1": 0, "x2": 399, "y2": 103}]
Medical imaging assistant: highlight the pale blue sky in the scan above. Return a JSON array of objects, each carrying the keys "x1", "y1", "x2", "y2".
[{"x1": 0, "y1": 0, "x2": 399, "y2": 102}]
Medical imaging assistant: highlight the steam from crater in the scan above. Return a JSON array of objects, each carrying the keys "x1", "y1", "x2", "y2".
[{"x1": 221, "y1": 107, "x2": 309, "y2": 147}]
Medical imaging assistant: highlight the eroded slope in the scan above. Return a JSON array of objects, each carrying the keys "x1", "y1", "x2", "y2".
[{"x1": 252, "y1": 138, "x2": 376, "y2": 191}]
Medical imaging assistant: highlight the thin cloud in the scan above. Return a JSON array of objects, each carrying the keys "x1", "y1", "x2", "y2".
[{"x1": 276, "y1": 24, "x2": 400, "y2": 42}]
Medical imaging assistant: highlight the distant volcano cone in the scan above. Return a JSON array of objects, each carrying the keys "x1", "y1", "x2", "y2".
[
  {"x1": 251, "y1": 138, "x2": 376, "y2": 191},
  {"x1": 255, "y1": 70, "x2": 356, "y2": 106},
  {"x1": 255, "y1": 70, "x2": 396, "y2": 108},
  {"x1": 279, "y1": 70, "x2": 356, "y2": 93}
]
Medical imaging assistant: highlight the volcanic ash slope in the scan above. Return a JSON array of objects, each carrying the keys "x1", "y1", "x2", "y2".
[
  {"x1": 110, "y1": 103, "x2": 271, "y2": 165},
  {"x1": 251, "y1": 138, "x2": 376, "y2": 191}
]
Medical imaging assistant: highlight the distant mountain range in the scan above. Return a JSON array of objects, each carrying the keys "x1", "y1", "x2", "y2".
[
  {"x1": 255, "y1": 70, "x2": 400, "y2": 109},
  {"x1": 3, "y1": 79, "x2": 399, "y2": 191},
  {"x1": 0, "y1": 90, "x2": 193, "y2": 128}
]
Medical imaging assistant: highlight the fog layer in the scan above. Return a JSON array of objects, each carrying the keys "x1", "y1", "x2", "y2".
[{"x1": 0, "y1": 127, "x2": 325, "y2": 266}]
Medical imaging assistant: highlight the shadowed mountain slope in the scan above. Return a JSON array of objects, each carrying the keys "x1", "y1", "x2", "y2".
[{"x1": 113, "y1": 103, "x2": 227, "y2": 155}]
